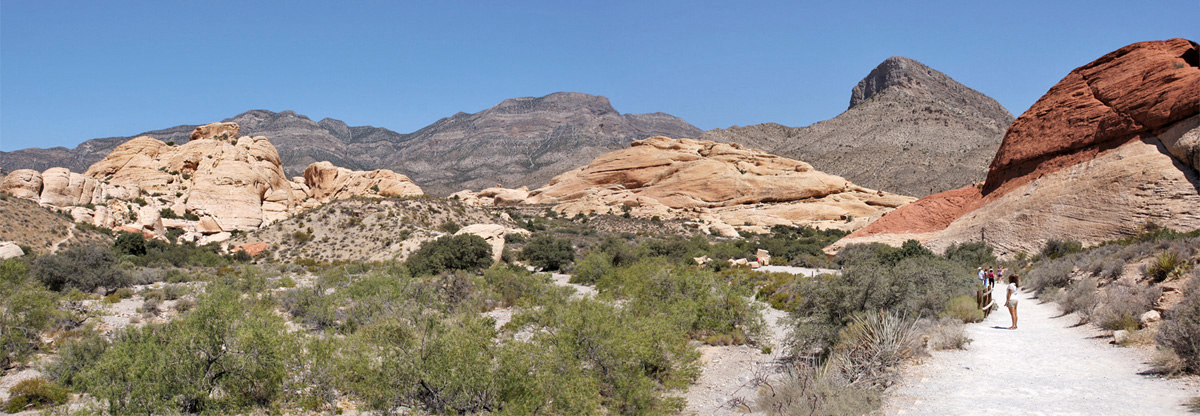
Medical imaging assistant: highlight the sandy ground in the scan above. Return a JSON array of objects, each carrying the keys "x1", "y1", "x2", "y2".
[
  {"x1": 682, "y1": 304, "x2": 790, "y2": 415},
  {"x1": 884, "y1": 285, "x2": 1200, "y2": 415}
]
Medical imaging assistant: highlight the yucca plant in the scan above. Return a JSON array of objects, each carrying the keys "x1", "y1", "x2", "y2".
[
  {"x1": 1146, "y1": 250, "x2": 1191, "y2": 282},
  {"x1": 830, "y1": 311, "x2": 919, "y2": 388}
]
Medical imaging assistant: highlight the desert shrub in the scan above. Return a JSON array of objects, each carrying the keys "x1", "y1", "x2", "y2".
[
  {"x1": 113, "y1": 231, "x2": 147, "y2": 256},
  {"x1": 942, "y1": 295, "x2": 984, "y2": 323},
  {"x1": 1040, "y1": 239, "x2": 1083, "y2": 260},
  {"x1": 1090, "y1": 282, "x2": 1160, "y2": 331},
  {"x1": 1059, "y1": 278, "x2": 1098, "y2": 316},
  {"x1": 520, "y1": 235, "x2": 575, "y2": 271},
  {"x1": 1159, "y1": 275, "x2": 1200, "y2": 373},
  {"x1": 158, "y1": 207, "x2": 180, "y2": 219},
  {"x1": 3, "y1": 378, "x2": 68, "y2": 413},
  {"x1": 788, "y1": 249, "x2": 974, "y2": 360},
  {"x1": 406, "y1": 234, "x2": 493, "y2": 276},
  {"x1": 31, "y1": 245, "x2": 130, "y2": 292},
  {"x1": 482, "y1": 264, "x2": 557, "y2": 308},
  {"x1": 1, "y1": 259, "x2": 61, "y2": 369},
  {"x1": 829, "y1": 311, "x2": 920, "y2": 387},
  {"x1": 44, "y1": 331, "x2": 108, "y2": 388},
  {"x1": 571, "y1": 251, "x2": 614, "y2": 285},
  {"x1": 1025, "y1": 257, "x2": 1074, "y2": 294},
  {"x1": 83, "y1": 285, "x2": 293, "y2": 413},
  {"x1": 755, "y1": 226, "x2": 848, "y2": 266},
  {"x1": 942, "y1": 241, "x2": 996, "y2": 268},
  {"x1": 1146, "y1": 250, "x2": 1190, "y2": 282},
  {"x1": 439, "y1": 219, "x2": 461, "y2": 234},
  {"x1": 918, "y1": 317, "x2": 972, "y2": 350},
  {"x1": 756, "y1": 364, "x2": 879, "y2": 416}
]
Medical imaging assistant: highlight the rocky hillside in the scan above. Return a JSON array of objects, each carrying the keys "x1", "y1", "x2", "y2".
[
  {"x1": 700, "y1": 57, "x2": 1014, "y2": 197},
  {"x1": 453, "y1": 136, "x2": 916, "y2": 237},
  {"x1": 1, "y1": 92, "x2": 702, "y2": 196},
  {"x1": 0, "y1": 194, "x2": 112, "y2": 254},
  {"x1": 831, "y1": 38, "x2": 1200, "y2": 256}
]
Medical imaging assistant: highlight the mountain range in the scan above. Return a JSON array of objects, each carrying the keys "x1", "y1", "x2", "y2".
[{"x1": 1, "y1": 58, "x2": 1012, "y2": 197}]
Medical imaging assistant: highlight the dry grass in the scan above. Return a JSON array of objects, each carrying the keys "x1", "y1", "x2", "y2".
[{"x1": 0, "y1": 196, "x2": 112, "y2": 253}]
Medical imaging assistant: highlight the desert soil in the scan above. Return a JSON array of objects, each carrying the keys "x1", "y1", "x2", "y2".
[{"x1": 884, "y1": 285, "x2": 1200, "y2": 415}]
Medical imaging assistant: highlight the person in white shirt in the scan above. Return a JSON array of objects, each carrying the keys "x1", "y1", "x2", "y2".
[{"x1": 1006, "y1": 275, "x2": 1020, "y2": 330}]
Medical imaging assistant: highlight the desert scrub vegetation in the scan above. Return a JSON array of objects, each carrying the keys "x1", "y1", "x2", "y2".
[
  {"x1": 519, "y1": 234, "x2": 576, "y2": 271},
  {"x1": 1158, "y1": 272, "x2": 1200, "y2": 374},
  {"x1": 406, "y1": 233, "x2": 493, "y2": 276},
  {"x1": 751, "y1": 240, "x2": 979, "y2": 414}
]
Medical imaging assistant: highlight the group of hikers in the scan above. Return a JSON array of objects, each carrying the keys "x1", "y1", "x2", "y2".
[{"x1": 978, "y1": 266, "x2": 1020, "y2": 330}]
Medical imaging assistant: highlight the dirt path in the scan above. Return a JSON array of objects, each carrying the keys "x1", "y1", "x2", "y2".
[
  {"x1": 884, "y1": 285, "x2": 1200, "y2": 415},
  {"x1": 50, "y1": 223, "x2": 75, "y2": 254}
]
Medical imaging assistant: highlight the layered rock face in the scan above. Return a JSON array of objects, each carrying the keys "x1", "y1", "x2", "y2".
[
  {"x1": 0, "y1": 122, "x2": 423, "y2": 241},
  {"x1": 459, "y1": 136, "x2": 915, "y2": 236},
  {"x1": 832, "y1": 39, "x2": 1200, "y2": 256},
  {"x1": 1, "y1": 93, "x2": 702, "y2": 196},
  {"x1": 700, "y1": 57, "x2": 1013, "y2": 197}
]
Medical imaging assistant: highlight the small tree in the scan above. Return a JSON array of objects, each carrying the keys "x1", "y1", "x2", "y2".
[
  {"x1": 114, "y1": 231, "x2": 147, "y2": 256},
  {"x1": 32, "y1": 246, "x2": 130, "y2": 292},
  {"x1": 406, "y1": 234, "x2": 493, "y2": 276},
  {"x1": 520, "y1": 236, "x2": 575, "y2": 271}
]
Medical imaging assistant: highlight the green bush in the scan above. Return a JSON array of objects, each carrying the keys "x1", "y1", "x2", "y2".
[
  {"x1": 83, "y1": 285, "x2": 293, "y2": 413},
  {"x1": 1, "y1": 259, "x2": 61, "y2": 369},
  {"x1": 439, "y1": 220, "x2": 462, "y2": 234},
  {"x1": 1040, "y1": 239, "x2": 1083, "y2": 260},
  {"x1": 44, "y1": 331, "x2": 109, "y2": 388},
  {"x1": 3, "y1": 378, "x2": 68, "y2": 413},
  {"x1": 943, "y1": 295, "x2": 984, "y2": 323},
  {"x1": 520, "y1": 235, "x2": 575, "y2": 271},
  {"x1": 31, "y1": 246, "x2": 130, "y2": 293},
  {"x1": 158, "y1": 208, "x2": 180, "y2": 219},
  {"x1": 406, "y1": 234, "x2": 494, "y2": 276},
  {"x1": 942, "y1": 241, "x2": 996, "y2": 268},
  {"x1": 114, "y1": 231, "x2": 147, "y2": 256}
]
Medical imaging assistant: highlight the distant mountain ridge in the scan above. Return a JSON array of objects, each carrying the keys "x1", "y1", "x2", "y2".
[
  {"x1": 0, "y1": 92, "x2": 702, "y2": 195},
  {"x1": 700, "y1": 56, "x2": 1014, "y2": 197}
]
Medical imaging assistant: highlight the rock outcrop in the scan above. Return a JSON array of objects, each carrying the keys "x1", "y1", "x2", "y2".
[
  {"x1": 0, "y1": 122, "x2": 425, "y2": 240},
  {"x1": 464, "y1": 136, "x2": 915, "y2": 235},
  {"x1": 700, "y1": 56, "x2": 1013, "y2": 197},
  {"x1": 0, "y1": 242, "x2": 24, "y2": 260},
  {"x1": 302, "y1": 162, "x2": 422, "y2": 202},
  {"x1": 831, "y1": 39, "x2": 1200, "y2": 256}
]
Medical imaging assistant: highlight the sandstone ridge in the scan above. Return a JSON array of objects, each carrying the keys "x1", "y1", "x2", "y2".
[
  {"x1": 0, "y1": 122, "x2": 423, "y2": 244},
  {"x1": 454, "y1": 136, "x2": 916, "y2": 237},
  {"x1": 832, "y1": 39, "x2": 1200, "y2": 256}
]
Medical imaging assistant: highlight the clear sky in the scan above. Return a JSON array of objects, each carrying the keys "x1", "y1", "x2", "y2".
[{"x1": 1, "y1": 0, "x2": 1197, "y2": 151}]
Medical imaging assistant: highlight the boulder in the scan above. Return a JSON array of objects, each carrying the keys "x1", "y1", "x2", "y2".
[
  {"x1": 1113, "y1": 329, "x2": 1131, "y2": 344},
  {"x1": 303, "y1": 161, "x2": 423, "y2": 202},
  {"x1": 233, "y1": 242, "x2": 270, "y2": 257},
  {"x1": 1140, "y1": 310, "x2": 1162, "y2": 326},
  {"x1": 1, "y1": 169, "x2": 43, "y2": 199},
  {"x1": 189, "y1": 122, "x2": 240, "y2": 143},
  {"x1": 0, "y1": 242, "x2": 25, "y2": 259}
]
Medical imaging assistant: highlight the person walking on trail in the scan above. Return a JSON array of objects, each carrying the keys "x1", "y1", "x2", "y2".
[
  {"x1": 978, "y1": 267, "x2": 986, "y2": 286},
  {"x1": 1006, "y1": 274, "x2": 1020, "y2": 330}
]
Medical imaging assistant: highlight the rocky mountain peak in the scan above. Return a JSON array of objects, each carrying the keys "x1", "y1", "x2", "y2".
[
  {"x1": 491, "y1": 92, "x2": 617, "y2": 116},
  {"x1": 849, "y1": 56, "x2": 929, "y2": 108}
]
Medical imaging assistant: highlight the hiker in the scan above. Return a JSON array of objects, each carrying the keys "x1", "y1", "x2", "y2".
[
  {"x1": 985, "y1": 267, "x2": 994, "y2": 288},
  {"x1": 978, "y1": 267, "x2": 986, "y2": 286},
  {"x1": 1006, "y1": 274, "x2": 1020, "y2": 330}
]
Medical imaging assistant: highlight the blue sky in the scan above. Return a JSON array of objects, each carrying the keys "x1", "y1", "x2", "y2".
[{"x1": 2, "y1": 0, "x2": 1197, "y2": 151}]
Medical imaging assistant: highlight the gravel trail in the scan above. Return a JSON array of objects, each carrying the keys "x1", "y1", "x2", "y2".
[{"x1": 885, "y1": 285, "x2": 1200, "y2": 415}]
